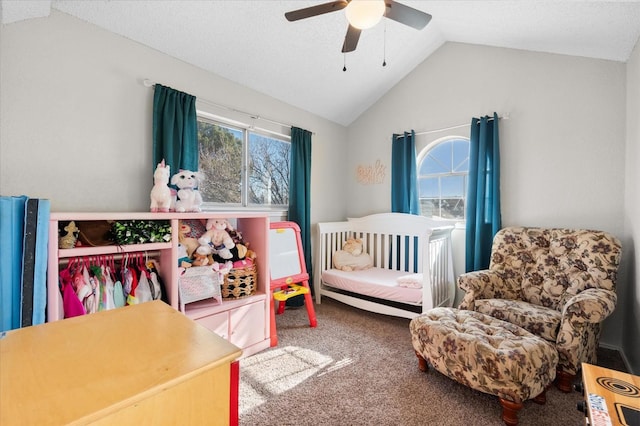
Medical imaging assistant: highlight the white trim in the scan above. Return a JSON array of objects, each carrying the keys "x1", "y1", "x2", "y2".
[{"x1": 197, "y1": 110, "x2": 291, "y2": 140}]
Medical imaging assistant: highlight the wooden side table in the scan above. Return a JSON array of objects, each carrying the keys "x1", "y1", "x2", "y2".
[
  {"x1": 580, "y1": 363, "x2": 640, "y2": 426},
  {"x1": 0, "y1": 301, "x2": 242, "y2": 425}
]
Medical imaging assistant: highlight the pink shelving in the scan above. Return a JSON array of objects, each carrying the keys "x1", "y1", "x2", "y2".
[{"x1": 47, "y1": 211, "x2": 271, "y2": 357}]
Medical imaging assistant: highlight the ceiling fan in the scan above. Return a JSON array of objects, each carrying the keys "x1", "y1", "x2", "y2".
[{"x1": 285, "y1": 0, "x2": 432, "y2": 53}]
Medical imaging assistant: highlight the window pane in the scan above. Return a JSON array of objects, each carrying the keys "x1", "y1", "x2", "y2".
[
  {"x1": 420, "y1": 144, "x2": 450, "y2": 174},
  {"x1": 441, "y1": 175, "x2": 464, "y2": 197},
  {"x1": 419, "y1": 177, "x2": 439, "y2": 198},
  {"x1": 419, "y1": 199, "x2": 438, "y2": 217},
  {"x1": 198, "y1": 121, "x2": 243, "y2": 204},
  {"x1": 248, "y1": 133, "x2": 290, "y2": 206},
  {"x1": 417, "y1": 137, "x2": 470, "y2": 221},
  {"x1": 440, "y1": 198, "x2": 465, "y2": 219},
  {"x1": 452, "y1": 139, "x2": 470, "y2": 172}
]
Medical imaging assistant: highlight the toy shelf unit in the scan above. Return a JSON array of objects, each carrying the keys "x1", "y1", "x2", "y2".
[{"x1": 47, "y1": 211, "x2": 271, "y2": 358}]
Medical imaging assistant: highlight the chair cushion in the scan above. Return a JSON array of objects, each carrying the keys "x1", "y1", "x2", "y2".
[{"x1": 474, "y1": 298, "x2": 562, "y2": 342}]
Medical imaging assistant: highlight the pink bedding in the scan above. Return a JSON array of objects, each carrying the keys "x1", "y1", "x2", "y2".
[{"x1": 321, "y1": 267, "x2": 422, "y2": 305}]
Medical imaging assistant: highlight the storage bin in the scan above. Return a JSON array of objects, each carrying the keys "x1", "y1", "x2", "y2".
[{"x1": 221, "y1": 261, "x2": 257, "y2": 299}]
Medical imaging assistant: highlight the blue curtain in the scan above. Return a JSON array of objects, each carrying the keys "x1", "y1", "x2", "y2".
[
  {"x1": 465, "y1": 112, "x2": 501, "y2": 272},
  {"x1": 391, "y1": 131, "x2": 420, "y2": 215},
  {"x1": 152, "y1": 84, "x2": 198, "y2": 174},
  {"x1": 0, "y1": 196, "x2": 26, "y2": 331},
  {"x1": 31, "y1": 199, "x2": 50, "y2": 325},
  {"x1": 288, "y1": 127, "x2": 313, "y2": 284}
]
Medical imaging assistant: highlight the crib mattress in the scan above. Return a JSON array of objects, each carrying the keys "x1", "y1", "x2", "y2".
[{"x1": 321, "y1": 268, "x2": 422, "y2": 305}]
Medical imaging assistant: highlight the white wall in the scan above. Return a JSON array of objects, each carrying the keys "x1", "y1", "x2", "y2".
[
  {"x1": 624, "y1": 39, "x2": 640, "y2": 374},
  {"x1": 0, "y1": 11, "x2": 349, "y2": 227},
  {"x1": 348, "y1": 42, "x2": 626, "y2": 231},
  {"x1": 347, "y1": 42, "x2": 628, "y2": 348}
]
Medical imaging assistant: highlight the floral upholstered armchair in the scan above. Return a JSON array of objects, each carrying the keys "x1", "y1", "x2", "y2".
[{"x1": 457, "y1": 227, "x2": 622, "y2": 392}]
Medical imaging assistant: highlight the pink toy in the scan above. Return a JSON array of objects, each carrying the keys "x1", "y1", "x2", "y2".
[{"x1": 212, "y1": 260, "x2": 233, "y2": 274}]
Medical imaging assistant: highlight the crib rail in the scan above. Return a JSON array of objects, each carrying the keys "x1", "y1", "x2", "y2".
[{"x1": 315, "y1": 213, "x2": 454, "y2": 316}]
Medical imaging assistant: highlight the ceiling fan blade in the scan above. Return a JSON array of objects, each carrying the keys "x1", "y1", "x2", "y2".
[
  {"x1": 285, "y1": 1, "x2": 349, "y2": 22},
  {"x1": 341, "y1": 25, "x2": 361, "y2": 53},
  {"x1": 384, "y1": 0, "x2": 432, "y2": 30}
]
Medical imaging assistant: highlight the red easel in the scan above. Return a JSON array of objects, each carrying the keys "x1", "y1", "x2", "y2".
[{"x1": 269, "y1": 221, "x2": 317, "y2": 346}]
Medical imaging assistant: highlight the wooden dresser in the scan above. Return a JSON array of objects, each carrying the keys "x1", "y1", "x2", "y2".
[{"x1": 0, "y1": 301, "x2": 241, "y2": 425}]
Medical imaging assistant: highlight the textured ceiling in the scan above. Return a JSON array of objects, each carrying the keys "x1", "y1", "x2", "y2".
[{"x1": 3, "y1": 0, "x2": 640, "y2": 126}]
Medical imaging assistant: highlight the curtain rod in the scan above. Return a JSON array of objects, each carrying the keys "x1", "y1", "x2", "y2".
[
  {"x1": 142, "y1": 78, "x2": 312, "y2": 134},
  {"x1": 395, "y1": 113, "x2": 509, "y2": 139},
  {"x1": 57, "y1": 250, "x2": 162, "y2": 265}
]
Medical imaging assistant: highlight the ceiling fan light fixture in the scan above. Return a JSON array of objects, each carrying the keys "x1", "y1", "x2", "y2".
[{"x1": 345, "y1": 0, "x2": 385, "y2": 30}]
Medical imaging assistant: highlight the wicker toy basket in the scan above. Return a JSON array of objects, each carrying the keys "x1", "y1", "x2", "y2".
[{"x1": 221, "y1": 261, "x2": 257, "y2": 299}]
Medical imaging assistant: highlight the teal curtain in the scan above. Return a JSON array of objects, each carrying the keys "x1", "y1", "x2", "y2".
[
  {"x1": 391, "y1": 131, "x2": 420, "y2": 215},
  {"x1": 288, "y1": 127, "x2": 313, "y2": 285},
  {"x1": 152, "y1": 84, "x2": 198, "y2": 174},
  {"x1": 465, "y1": 113, "x2": 501, "y2": 272}
]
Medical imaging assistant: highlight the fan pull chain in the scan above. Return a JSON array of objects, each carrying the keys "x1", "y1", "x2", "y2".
[
  {"x1": 343, "y1": 53, "x2": 347, "y2": 72},
  {"x1": 382, "y1": 21, "x2": 387, "y2": 67}
]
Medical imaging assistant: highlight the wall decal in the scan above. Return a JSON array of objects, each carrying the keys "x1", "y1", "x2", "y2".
[{"x1": 357, "y1": 159, "x2": 386, "y2": 185}]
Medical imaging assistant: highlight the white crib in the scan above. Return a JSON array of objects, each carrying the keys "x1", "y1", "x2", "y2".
[{"x1": 314, "y1": 213, "x2": 455, "y2": 319}]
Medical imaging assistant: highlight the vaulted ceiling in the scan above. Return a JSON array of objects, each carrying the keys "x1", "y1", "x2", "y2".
[{"x1": 2, "y1": 1, "x2": 640, "y2": 126}]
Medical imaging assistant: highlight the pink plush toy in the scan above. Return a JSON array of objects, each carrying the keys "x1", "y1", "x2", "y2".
[
  {"x1": 150, "y1": 160, "x2": 172, "y2": 213},
  {"x1": 212, "y1": 260, "x2": 233, "y2": 274}
]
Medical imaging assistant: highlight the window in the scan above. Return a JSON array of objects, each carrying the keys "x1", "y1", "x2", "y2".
[
  {"x1": 197, "y1": 116, "x2": 290, "y2": 208},
  {"x1": 417, "y1": 137, "x2": 469, "y2": 220}
]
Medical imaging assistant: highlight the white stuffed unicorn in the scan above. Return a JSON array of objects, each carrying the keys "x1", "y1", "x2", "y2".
[{"x1": 150, "y1": 159, "x2": 172, "y2": 212}]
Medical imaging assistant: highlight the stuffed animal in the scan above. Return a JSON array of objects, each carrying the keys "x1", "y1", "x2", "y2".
[
  {"x1": 170, "y1": 170, "x2": 204, "y2": 213},
  {"x1": 235, "y1": 243, "x2": 248, "y2": 260},
  {"x1": 333, "y1": 238, "x2": 373, "y2": 272},
  {"x1": 150, "y1": 159, "x2": 172, "y2": 213},
  {"x1": 244, "y1": 247, "x2": 257, "y2": 261},
  {"x1": 178, "y1": 222, "x2": 200, "y2": 258},
  {"x1": 191, "y1": 246, "x2": 214, "y2": 267},
  {"x1": 198, "y1": 218, "x2": 235, "y2": 260},
  {"x1": 177, "y1": 243, "x2": 192, "y2": 269},
  {"x1": 212, "y1": 260, "x2": 233, "y2": 274},
  {"x1": 59, "y1": 221, "x2": 79, "y2": 249}
]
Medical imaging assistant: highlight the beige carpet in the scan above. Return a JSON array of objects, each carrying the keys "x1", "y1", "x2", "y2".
[{"x1": 239, "y1": 298, "x2": 612, "y2": 426}]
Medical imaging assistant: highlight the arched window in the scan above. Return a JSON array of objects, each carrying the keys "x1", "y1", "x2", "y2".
[{"x1": 417, "y1": 137, "x2": 469, "y2": 220}]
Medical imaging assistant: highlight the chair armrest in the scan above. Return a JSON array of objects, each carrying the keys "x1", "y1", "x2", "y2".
[
  {"x1": 561, "y1": 288, "x2": 617, "y2": 324},
  {"x1": 457, "y1": 270, "x2": 514, "y2": 310},
  {"x1": 556, "y1": 288, "x2": 617, "y2": 375}
]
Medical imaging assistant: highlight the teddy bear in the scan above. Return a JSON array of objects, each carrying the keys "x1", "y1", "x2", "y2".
[
  {"x1": 170, "y1": 170, "x2": 204, "y2": 213},
  {"x1": 150, "y1": 159, "x2": 172, "y2": 213},
  {"x1": 332, "y1": 238, "x2": 373, "y2": 271},
  {"x1": 198, "y1": 218, "x2": 236, "y2": 261}
]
